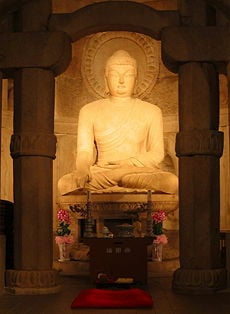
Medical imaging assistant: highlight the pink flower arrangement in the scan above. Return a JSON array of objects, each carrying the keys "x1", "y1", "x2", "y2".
[
  {"x1": 153, "y1": 234, "x2": 168, "y2": 245},
  {"x1": 152, "y1": 210, "x2": 167, "y2": 235},
  {"x1": 151, "y1": 211, "x2": 168, "y2": 262},
  {"x1": 55, "y1": 209, "x2": 74, "y2": 244},
  {"x1": 152, "y1": 210, "x2": 167, "y2": 224},
  {"x1": 57, "y1": 208, "x2": 71, "y2": 225}
]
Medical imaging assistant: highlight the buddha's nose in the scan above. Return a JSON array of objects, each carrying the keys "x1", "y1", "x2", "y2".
[{"x1": 119, "y1": 75, "x2": 124, "y2": 84}]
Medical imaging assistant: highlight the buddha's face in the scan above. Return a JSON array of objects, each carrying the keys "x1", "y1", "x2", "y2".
[{"x1": 105, "y1": 64, "x2": 136, "y2": 97}]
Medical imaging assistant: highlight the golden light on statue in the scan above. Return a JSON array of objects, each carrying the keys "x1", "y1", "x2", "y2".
[{"x1": 58, "y1": 50, "x2": 178, "y2": 196}]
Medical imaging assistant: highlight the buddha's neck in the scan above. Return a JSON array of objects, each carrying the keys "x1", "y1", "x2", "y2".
[{"x1": 109, "y1": 96, "x2": 135, "y2": 106}]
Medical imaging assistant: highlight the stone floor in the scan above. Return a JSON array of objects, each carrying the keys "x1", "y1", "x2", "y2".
[{"x1": 0, "y1": 273, "x2": 230, "y2": 314}]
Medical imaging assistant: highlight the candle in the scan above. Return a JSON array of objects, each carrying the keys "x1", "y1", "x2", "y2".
[
  {"x1": 147, "y1": 189, "x2": 152, "y2": 202},
  {"x1": 87, "y1": 191, "x2": 92, "y2": 202}
]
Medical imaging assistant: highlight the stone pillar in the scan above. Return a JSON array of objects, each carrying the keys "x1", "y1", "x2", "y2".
[
  {"x1": 227, "y1": 63, "x2": 230, "y2": 167},
  {"x1": 0, "y1": 72, "x2": 5, "y2": 294},
  {"x1": 0, "y1": 72, "x2": 5, "y2": 295},
  {"x1": 172, "y1": 62, "x2": 227, "y2": 294},
  {"x1": 227, "y1": 65, "x2": 230, "y2": 288},
  {"x1": 0, "y1": 71, "x2": 2, "y2": 196},
  {"x1": 5, "y1": 68, "x2": 60, "y2": 294}
]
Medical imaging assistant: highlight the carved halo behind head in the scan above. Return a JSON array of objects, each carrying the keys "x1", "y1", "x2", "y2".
[{"x1": 81, "y1": 31, "x2": 160, "y2": 99}]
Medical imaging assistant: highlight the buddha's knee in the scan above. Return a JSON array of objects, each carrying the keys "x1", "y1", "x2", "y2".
[
  {"x1": 120, "y1": 171, "x2": 178, "y2": 194},
  {"x1": 164, "y1": 173, "x2": 178, "y2": 194}
]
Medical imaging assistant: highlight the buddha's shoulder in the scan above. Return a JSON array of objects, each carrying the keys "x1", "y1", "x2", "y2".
[
  {"x1": 80, "y1": 99, "x2": 108, "y2": 112},
  {"x1": 135, "y1": 99, "x2": 162, "y2": 114}
]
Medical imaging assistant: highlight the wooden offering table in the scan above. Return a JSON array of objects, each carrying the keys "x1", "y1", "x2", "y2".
[{"x1": 84, "y1": 237, "x2": 153, "y2": 285}]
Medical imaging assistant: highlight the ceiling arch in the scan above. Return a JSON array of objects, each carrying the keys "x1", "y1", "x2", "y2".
[{"x1": 49, "y1": 1, "x2": 180, "y2": 42}]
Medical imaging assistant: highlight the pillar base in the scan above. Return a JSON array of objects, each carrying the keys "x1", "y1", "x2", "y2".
[
  {"x1": 172, "y1": 268, "x2": 227, "y2": 294},
  {"x1": 5, "y1": 269, "x2": 61, "y2": 295}
]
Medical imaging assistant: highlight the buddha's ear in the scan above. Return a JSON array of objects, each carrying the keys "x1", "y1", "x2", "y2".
[
  {"x1": 104, "y1": 75, "x2": 110, "y2": 96},
  {"x1": 133, "y1": 77, "x2": 138, "y2": 97}
]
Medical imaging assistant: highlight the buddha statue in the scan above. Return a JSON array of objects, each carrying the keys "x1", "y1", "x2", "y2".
[{"x1": 58, "y1": 50, "x2": 178, "y2": 195}]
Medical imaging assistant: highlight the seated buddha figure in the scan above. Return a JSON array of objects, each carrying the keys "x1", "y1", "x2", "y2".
[{"x1": 58, "y1": 50, "x2": 178, "y2": 195}]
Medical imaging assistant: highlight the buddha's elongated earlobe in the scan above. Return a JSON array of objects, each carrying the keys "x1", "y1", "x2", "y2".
[
  {"x1": 132, "y1": 77, "x2": 138, "y2": 97},
  {"x1": 104, "y1": 75, "x2": 110, "y2": 96}
]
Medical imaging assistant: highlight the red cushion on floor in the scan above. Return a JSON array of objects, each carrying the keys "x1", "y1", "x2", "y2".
[{"x1": 71, "y1": 288, "x2": 153, "y2": 308}]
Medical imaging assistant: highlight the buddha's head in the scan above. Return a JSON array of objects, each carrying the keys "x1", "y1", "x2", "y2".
[{"x1": 105, "y1": 50, "x2": 137, "y2": 98}]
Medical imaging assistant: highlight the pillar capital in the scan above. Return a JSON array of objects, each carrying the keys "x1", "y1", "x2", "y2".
[
  {"x1": 0, "y1": 32, "x2": 71, "y2": 77},
  {"x1": 10, "y1": 132, "x2": 57, "y2": 159},
  {"x1": 161, "y1": 26, "x2": 230, "y2": 72}
]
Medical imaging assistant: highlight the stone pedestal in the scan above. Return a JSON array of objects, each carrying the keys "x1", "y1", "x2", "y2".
[{"x1": 60, "y1": 192, "x2": 179, "y2": 239}]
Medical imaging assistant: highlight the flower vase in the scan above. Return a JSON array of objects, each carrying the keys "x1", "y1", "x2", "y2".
[
  {"x1": 57, "y1": 242, "x2": 72, "y2": 262},
  {"x1": 55, "y1": 235, "x2": 74, "y2": 262},
  {"x1": 152, "y1": 242, "x2": 163, "y2": 262},
  {"x1": 153, "y1": 222, "x2": 163, "y2": 235}
]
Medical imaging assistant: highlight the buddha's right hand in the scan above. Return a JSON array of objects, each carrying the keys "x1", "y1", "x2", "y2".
[{"x1": 73, "y1": 167, "x2": 92, "y2": 188}]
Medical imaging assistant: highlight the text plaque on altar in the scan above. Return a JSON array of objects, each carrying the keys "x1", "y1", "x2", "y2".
[{"x1": 84, "y1": 237, "x2": 153, "y2": 284}]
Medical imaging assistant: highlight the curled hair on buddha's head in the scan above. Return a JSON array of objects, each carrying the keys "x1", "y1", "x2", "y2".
[{"x1": 105, "y1": 50, "x2": 137, "y2": 77}]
